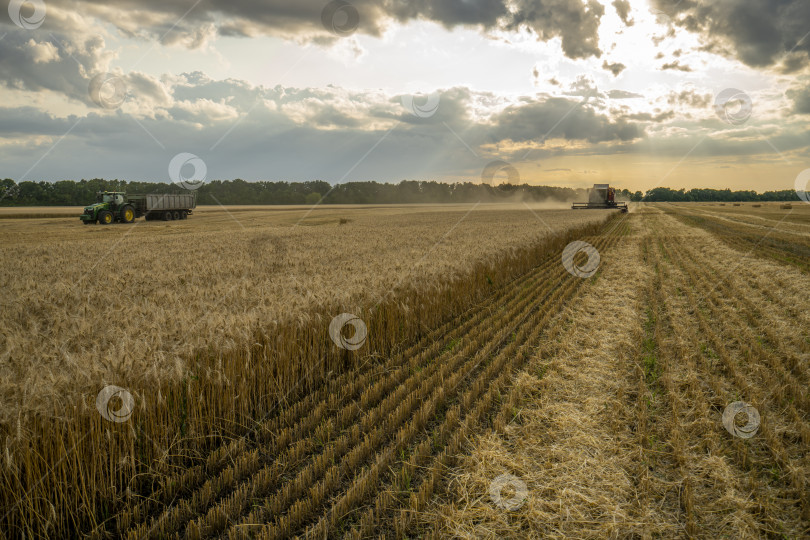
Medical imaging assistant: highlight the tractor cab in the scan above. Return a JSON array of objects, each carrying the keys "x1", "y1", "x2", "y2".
[{"x1": 97, "y1": 191, "x2": 126, "y2": 206}]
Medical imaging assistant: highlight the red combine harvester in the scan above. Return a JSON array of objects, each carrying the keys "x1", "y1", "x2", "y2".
[{"x1": 572, "y1": 184, "x2": 628, "y2": 213}]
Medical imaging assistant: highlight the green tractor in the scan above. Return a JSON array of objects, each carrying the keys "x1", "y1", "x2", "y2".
[
  {"x1": 80, "y1": 191, "x2": 197, "y2": 224},
  {"x1": 80, "y1": 191, "x2": 136, "y2": 225}
]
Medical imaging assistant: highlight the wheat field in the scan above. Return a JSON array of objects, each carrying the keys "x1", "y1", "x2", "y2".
[
  {"x1": 0, "y1": 203, "x2": 610, "y2": 537},
  {"x1": 1, "y1": 203, "x2": 808, "y2": 538}
]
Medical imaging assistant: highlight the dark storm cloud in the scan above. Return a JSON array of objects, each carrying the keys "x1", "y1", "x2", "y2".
[
  {"x1": 384, "y1": 0, "x2": 510, "y2": 27},
  {"x1": 602, "y1": 61, "x2": 626, "y2": 76},
  {"x1": 0, "y1": 107, "x2": 76, "y2": 136},
  {"x1": 28, "y1": 0, "x2": 605, "y2": 59},
  {"x1": 786, "y1": 85, "x2": 810, "y2": 114},
  {"x1": 0, "y1": 22, "x2": 172, "y2": 112},
  {"x1": 612, "y1": 0, "x2": 633, "y2": 26},
  {"x1": 667, "y1": 89, "x2": 711, "y2": 108},
  {"x1": 651, "y1": 0, "x2": 810, "y2": 70},
  {"x1": 0, "y1": 28, "x2": 104, "y2": 104},
  {"x1": 661, "y1": 60, "x2": 692, "y2": 72},
  {"x1": 489, "y1": 97, "x2": 642, "y2": 144},
  {"x1": 0, "y1": 84, "x2": 646, "y2": 183},
  {"x1": 507, "y1": 0, "x2": 605, "y2": 59},
  {"x1": 385, "y1": 87, "x2": 473, "y2": 125},
  {"x1": 607, "y1": 89, "x2": 643, "y2": 99}
]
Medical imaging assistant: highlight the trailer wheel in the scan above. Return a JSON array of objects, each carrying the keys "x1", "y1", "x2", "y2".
[
  {"x1": 172, "y1": 211, "x2": 180, "y2": 220},
  {"x1": 180, "y1": 210, "x2": 188, "y2": 220},
  {"x1": 121, "y1": 205, "x2": 135, "y2": 223},
  {"x1": 98, "y1": 210, "x2": 113, "y2": 225}
]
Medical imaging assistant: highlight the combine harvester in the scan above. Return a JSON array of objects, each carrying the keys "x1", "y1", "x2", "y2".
[
  {"x1": 80, "y1": 191, "x2": 197, "y2": 224},
  {"x1": 572, "y1": 184, "x2": 628, "y2": 213}
]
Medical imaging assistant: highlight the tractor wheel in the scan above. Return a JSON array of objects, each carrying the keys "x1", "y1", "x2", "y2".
[
  {"x1": 172, "y1": 210, "x2": 180, "y2": 221},
  {"x1": 180, "y1": 210, "x2": 188, "y2": 220},
  {"x1": 83, "y1": 220, "x2": 93, "y2": 225},
  {"x1": 162, "y1": 211, "x2": 172, "y2": 221},
  {"x1": 98, "y1": 210, "x2": 113, "y2": 225},
  {"x1": 121, "y1": 205, "x2": 135, "y2": 223}
]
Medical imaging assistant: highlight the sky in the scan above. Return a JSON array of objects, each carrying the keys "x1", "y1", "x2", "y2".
[{"x1": 1, "y1": 0, "x2": 809, "y2": 193}]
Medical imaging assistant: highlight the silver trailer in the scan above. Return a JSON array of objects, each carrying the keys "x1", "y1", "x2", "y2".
[{"x1": 129, "y1": 193, "x2": 197, "y2": 221}]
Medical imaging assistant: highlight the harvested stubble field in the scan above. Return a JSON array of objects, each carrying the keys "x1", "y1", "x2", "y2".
[
  {"x1": 427, "y1": 204, "x2": 810, "y2": 538},
  {"x1": 1, "y1": 203, "x2": 809, "y2": 539},
  {"x1": 665, "y1": 202, "x2": 810, "y2": 271}
]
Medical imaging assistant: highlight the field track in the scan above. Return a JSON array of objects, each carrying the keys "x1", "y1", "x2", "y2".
[
  {"x1": 427, "y1": 207, "x2": 809, "y2": 539},
  {"x1": 95, "y1": 216, "x2": 629, "y2": 539}
]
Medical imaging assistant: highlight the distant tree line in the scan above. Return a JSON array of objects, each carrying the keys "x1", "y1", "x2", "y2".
[
  {"x1": 0, "y1": 178, "x2": 798, "y2": 206},
  {"x1": 642, "y1": 187, "x2": 801, "y2": 202},
  {"x1": 0, "y1": 178, "x2": 596, "y2": 206}
]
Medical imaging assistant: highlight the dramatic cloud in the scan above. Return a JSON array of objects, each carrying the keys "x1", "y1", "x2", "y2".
[
  {"x1": 661, "y1": 60, "x2": 692, "y2": 72},
  {"x1": 607, "y1": 90, "x2": 643, "y2": 99},
  {"x1": 21, "y1": 0, "x2": 606, "y2": 60},
  {"x1": 1, "y1": 0, "x2": 808, "y2": 191},
  {"x1": 602, "y1": 61, "x2": 626, "y2": 76},
  {"x1": 786, "y1": 85, "x2": 810, "y2": 114},
  {"x1": 0, "y1": 28, "x2": 107, "y2": 104},
  {"x1": 489, "y1": 97, "x2": 641, "y2": 144},
  {"x1": 612, "y1": 0, "x2": 633, "y2": 26},
  {"x1": 652, "y1": 0, "x2": 810, "y2": 71},
  {"x1": 506, "y1": 0, "x2": 605, "y2": 59},
  {"x1": 667, "y1": 89, "x2": 711, "y2": 108},
  {"x1": 562, "y1": 76, "x2": 602, "y2": 99},
  {"x1": 624, "y1": 111, "x2": 675, "y2": 123}
]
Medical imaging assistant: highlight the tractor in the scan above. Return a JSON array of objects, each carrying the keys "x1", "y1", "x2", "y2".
[
  {"x1": 80, "y1": 192, "x2": 135, "y2": 225},
  {"x1": 80, "y1": 191, "x2": 196, "y2": 224}
]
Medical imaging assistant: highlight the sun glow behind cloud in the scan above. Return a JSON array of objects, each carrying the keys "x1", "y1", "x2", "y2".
[{"x1": 0, "y1": 0, "x2": 808, "y2": 192}]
